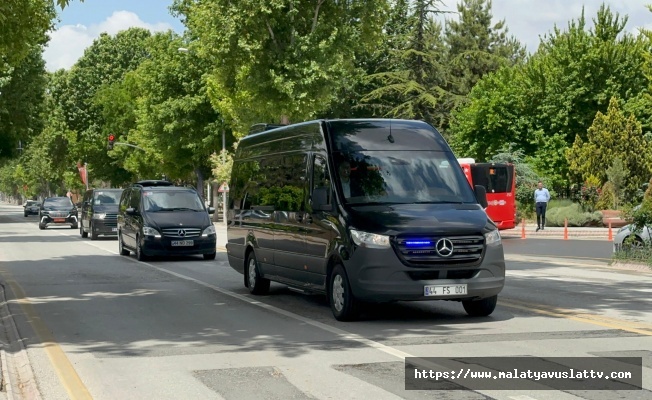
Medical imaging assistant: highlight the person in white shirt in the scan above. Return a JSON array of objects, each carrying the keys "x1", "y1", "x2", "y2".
[{"x1": 534, "y1": 181, "x2": 551, "y2": 231}]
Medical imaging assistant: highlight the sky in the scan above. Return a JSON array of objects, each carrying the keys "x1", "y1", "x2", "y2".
[{"x1": 43, "y1": 0, "x2": 652, "y2": 72}]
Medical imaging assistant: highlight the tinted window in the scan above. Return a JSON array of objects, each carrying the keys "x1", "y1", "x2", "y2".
[
  {"x1": 93, "y1": 191, "x2": 122, "y2": 205},
  {"x1": 470, "y1": 164, "x2": 513, "y2": 193},
  {"x1": 333, "y1": 151, "x2": 477, "y2": 205},
  {"x1": 311, "y1": 155, "x2": 332, "y2": 206},
  {"x1": 142, "y1": 190, "x2": 205, "y2": 212},
  {"x1": 43, "y1": 198, "x2": 73, "y2": 208},
  {"x1": 130, "y1": 190, "x2": 141, "y2": 210},
  {"x1": 327, "y1": 120, "x2": 450, "y2": 153}
]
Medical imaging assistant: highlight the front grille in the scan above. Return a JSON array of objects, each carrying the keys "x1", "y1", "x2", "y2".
[
  {"x1": 394, "y1": 234, "x2": 485, "y2": 267},
  {"x1": 49, "y1": 211, "x2": 69, "y2": 218},
  {"x1": 104, "y1": 214, "x2": 118, "y2": 227},
  {"x1": 161, "y1": 227, "x2": 202, "y2": 238}
]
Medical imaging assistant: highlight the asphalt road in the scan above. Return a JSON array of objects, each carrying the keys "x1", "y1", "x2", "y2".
[{"x1": 0, "y1": 204, "x2": 650, "y2": 400}]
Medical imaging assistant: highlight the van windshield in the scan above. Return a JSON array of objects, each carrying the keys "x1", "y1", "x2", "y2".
[
  {"x1": 93, "y1": 191, "x2": 122, "y2": 205},
  {"x1": 334, "y1": 151, "x2": 477, "y2": 205},
  {"x1": 142, "y1": 190, "x2": 205, "y2": 212}
]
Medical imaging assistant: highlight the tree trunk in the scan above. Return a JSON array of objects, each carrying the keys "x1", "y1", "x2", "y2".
[
  {"x1": 280, "y1": 115, "x2": 290, "y2": 125},
  {"x1": 195, "y1": 168, "x2": 205, "y2": 202}
]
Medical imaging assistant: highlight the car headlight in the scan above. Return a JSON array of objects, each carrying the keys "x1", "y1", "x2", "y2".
[
  {"x1": 350, "y1": 229, "x2": 391, "y2": 249},
  {"x1": 142, "y1": 226, "x2": 161, "y2": 238},
  {"x1": 92, "y1": 213, "x2": 106, "y2": 220},
  {"x1": 202, "y1": 225, "x2": 216, "y2": 236},
  {"x1": 484, "y1": 229, "x2": 501, "y2": 246}
]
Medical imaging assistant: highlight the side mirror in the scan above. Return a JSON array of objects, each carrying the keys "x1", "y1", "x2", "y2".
[
  {"x1": 312, "y1": 187, "x2": 332, "y2": 211},
  {"x1": 474, "y1": 185, "x2": 488, "y2": 209},
  {"x1": 208, "y1": 207, "x2": 215, "y2": 214},
  {"x1": 125, "y1": 207, "x2": 138, "y2": 216}
]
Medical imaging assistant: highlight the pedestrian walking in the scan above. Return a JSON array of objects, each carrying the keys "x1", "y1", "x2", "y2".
[{"x1": 534, "y1": 181, "x2": 551, "y2": 231}]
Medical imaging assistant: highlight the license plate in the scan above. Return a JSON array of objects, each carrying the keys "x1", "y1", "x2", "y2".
[
  {"x1": 424, "y1": 284, "x2": 467, "y2": 296},
  {"x1": 53, "y1": 218, "x2": 65, "y2": 223},
  {"x1": 171, "y1": 240, "x2": 194, "y2": 247},
  {"x1": 112, "y1": 228, "x2": 118, "y2": 232}
]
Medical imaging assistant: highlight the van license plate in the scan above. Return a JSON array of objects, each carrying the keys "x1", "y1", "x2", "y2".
[
  {"x1": 172, "y1": 240, "x2": 194, "y2": 247},
  {"x1": 424, "y1": 284, "x2": 467, "y2": 296}
]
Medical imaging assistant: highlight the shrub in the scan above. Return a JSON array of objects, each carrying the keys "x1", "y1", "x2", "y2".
[
  {"x1": 595, "y1": 182, "x2": 615, "y2": 211},
  {"x1": 545, "y1": 203, "x2": 603, "y2": 227}
]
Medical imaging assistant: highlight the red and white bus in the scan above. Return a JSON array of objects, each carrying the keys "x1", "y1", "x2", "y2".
[{"x1": 457, "y1": 158, "x2": 516, "y2": 230}]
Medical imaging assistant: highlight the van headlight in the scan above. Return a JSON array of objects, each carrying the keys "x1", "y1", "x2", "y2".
[
  {"x1": 142, "y1": 226, "x2": 161, "y2": 238},
  {"x1": 92, "y1": 213, "x2": 106, "y2": 220},
  {"x1": 350, "y1": 229, "x2": 390, "y2": 249},
  {"x1": 202, "y1": 225, "x2": 216, "y2": 236},
  {"x1": 484, "y1": 229, "x2": 501, "y2": 246}
]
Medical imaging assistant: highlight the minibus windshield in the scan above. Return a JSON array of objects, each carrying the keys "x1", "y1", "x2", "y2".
[{"x1": 334, "y1": 151, "x2": 477, "y2": 205}]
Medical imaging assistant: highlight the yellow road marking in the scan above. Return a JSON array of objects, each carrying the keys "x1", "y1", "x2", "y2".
[
  {"x1": 501, "y1": 298, "x2": 652, "y2": 336},
  {"x1": 2, "y1": 272, "x2": 93, "y2": 399}
]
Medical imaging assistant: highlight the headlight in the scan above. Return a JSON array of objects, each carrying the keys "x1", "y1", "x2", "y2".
[
  {"x1": 202, "y1": 225, "x2": 216, "y2": 236},
  {"x1": 485, "y1": 229, "x2": 501, "y2": 246},
  {"x1": 350, "y1": 229, "x2": 390, "y2": 249},
  {"x1": 93, "y1": 213, "x2": 106, "y2": 220},
  {"x1": 142, "y1": 226, "x2": 161, "y2": 238},
  {"x1": 617, "y1": 225, "x2": 631, "y2": 234}
]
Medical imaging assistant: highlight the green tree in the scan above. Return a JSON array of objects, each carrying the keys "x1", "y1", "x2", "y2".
[
  {"x1": 0, "y1": 47, "x2": 48, "y2": 160},
  {"x1": 0, "y1": 0, "x2": 54, "y2": 72},
  {"x1": 566, "y1": 97, "x2": 652, "y2": 204},
  {"x1": 128, "y1": 32, "x2": 223, "y2": 199},
  {"x1": 360, "y1": 0, "x2": 452, "y2": 128},
  {"x1": 606, "y1": 157, "x2": 628, "y2": 209},
  {"x1": 172, "y1": 0, "x2": 390, "y2": 135},
  {"x1": 444, "y1": 0, "x2": 526, "y2": 96}
]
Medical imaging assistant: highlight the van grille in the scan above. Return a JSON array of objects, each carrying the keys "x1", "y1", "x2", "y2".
[
  {"x1": 161, "y1": 228, "x2": 202, "y2": 238},
  {"x1": 104, "y1": 214, "x2": 118, "y2": 227},
  {"x1": 393, "y1": 235, "x2": 485, "y2": 267}
]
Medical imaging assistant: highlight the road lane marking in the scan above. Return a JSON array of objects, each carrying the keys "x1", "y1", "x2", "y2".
[
  {"x1": 501, "y1": 299, "x2": 652, "y2": 336},
  {"x1": 0, "y1": 270, "x2": 93, "y2": 400}
]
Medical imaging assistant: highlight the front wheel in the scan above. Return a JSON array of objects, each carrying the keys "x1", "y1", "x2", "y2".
[
  {"x1": 90, "y1": 221, "x2": 98, "y2": 240},
  {"x1": 80, "y1": 222, "x2": 88, "y2": 238},
  {"x1": 463, "y1": 295, "x2": 498, "y2": 317},
  {"x1": 203, "y1": 252, "x2": 216, "y2": 260},
  {"x1": 38, "y1": 223, "x2": 45, "y2": 230},
  {"x1": 118, "y1": 232, "x2": 130, "y2": 256},
  {"x1": 329, "y1": 264, "x2": 359, "y2": 321},
  {"x1": 246, "y1": 252, "x2": 269, "y2": 295},
  {"x1": 135, "y1": 236, "x2": 148, "y2": 261}
]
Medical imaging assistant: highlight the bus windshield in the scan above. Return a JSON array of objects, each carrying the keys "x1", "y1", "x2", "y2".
[
  {"x1": 470, "y1": 164, "x2": 513, "y2": 193},
  {"x1": 334, "y1": 151, "x2": 477, "y2": 205}
]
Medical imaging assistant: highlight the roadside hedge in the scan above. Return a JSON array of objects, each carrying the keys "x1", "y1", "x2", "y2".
[{"x1": 545, "y1": 203, "x2": 603, "y2": 227}]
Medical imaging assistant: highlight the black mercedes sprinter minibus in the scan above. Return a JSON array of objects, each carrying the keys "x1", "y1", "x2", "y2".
[{"x1": 226, "y1": 119, "x2": 505, "y2": 321}]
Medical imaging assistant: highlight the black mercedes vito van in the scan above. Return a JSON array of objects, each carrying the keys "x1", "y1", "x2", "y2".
[
  {"x1": 226, "y1": 119, "x2": 505, "y2": 321},
  {"x1": 117, "y1": 180, "x2": 217, "y2": 261}
]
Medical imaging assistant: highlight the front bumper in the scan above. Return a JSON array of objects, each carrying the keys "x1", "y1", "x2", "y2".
[
  {"x1": 40, "y1": 214, "x2": 78, "y2": 226},
  {"x1": 91, "y1": 218, "x2": 119, "y2": 236},
  {"x1": 142, "y1": 234, "x2": 217, "y2": 256},
  {"x1": 343, "y1": 243, "x2": 505, "y2": 303}
]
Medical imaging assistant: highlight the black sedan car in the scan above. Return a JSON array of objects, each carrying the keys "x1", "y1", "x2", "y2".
[
  {"x1": 39, "y1": 197, "x2": 79, "y2": 230},
  {"x1": 24, "y1": 200, "x2": 40, "y2": 217}
]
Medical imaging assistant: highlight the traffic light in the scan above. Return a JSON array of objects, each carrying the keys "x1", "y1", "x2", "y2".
[{"x1": 108, "y1": 134, "x2": 115, "y2": 150}]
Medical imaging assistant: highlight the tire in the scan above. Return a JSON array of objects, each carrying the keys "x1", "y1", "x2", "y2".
[
  {"x1": 71, "y1": 224, "x2": 78, "y2": 230},
  {"x1": 203, "y1": 252, "x2": 216, "y2": 260},
  {"x1": 463, "y1": 295, "x2": 498, "y2": 317},
  {"x1": 135, "y1": 235, "x2": 148, "y2": 261},
  {"x1": 90, "y1": 221, "x2": 98, "y2": 240},
  {"x1": 246, "y1": 252, "x2": 270, "y2": 295},
  {"x1": 38, "y1": 223, "x2": 45, "y2": 230},
  {"x1": 80, "y1": 222, "x2": 88, "y2": 238},
  {"x1": 118, "y1": 232, "x2": 130, "y2": 256},
  {"x1": 329, "y1": 264, "x2": 359, "y2": 321},
  {"x1": 24, "y1": 213, "x2": 28, "y2": 217}
]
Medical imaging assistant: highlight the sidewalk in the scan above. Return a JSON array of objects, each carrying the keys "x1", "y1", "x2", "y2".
[{"x1": 500, "y1": 222, "x2": 617, "y2": 240}]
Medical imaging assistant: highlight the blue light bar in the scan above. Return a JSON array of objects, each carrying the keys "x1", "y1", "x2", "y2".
[{"x1": 405, "y1": 240, "x2": 432, "y2": 247}]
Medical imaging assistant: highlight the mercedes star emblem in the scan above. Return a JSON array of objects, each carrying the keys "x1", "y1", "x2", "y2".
[
  {"x1": 435, "y1": 238, "x2": 454, "y2": 257},
  {"x1": 177, "y1": 229, "x2": 186, "y2": 237}
]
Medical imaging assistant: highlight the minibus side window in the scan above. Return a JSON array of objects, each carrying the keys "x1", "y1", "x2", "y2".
[{"x1": 311, "y1": 155, "x2": 332, "y2": 207}]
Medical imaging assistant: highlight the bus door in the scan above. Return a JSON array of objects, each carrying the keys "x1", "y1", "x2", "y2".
[{"x1": 460, "y1": 162, "x2": 516, "y2": 230}]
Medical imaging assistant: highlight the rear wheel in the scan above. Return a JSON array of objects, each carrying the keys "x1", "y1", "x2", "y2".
[
  {"x1": 246, "y1": 252, "x2": 269, "y2": 295},
  {"x1": 463, "y1": 295, "x2": 498, "y2": 317},
  {"x1": 329, "y1": 264, "x2": 359, "y2": 321}
]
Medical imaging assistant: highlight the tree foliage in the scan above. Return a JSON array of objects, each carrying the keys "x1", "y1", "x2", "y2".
[
  {"x1": 172, "y1": 0, "x2": 390, "y2": 135},
  {"x1": 566, "y1": 97, "x2": 652, "y2": 203}
]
